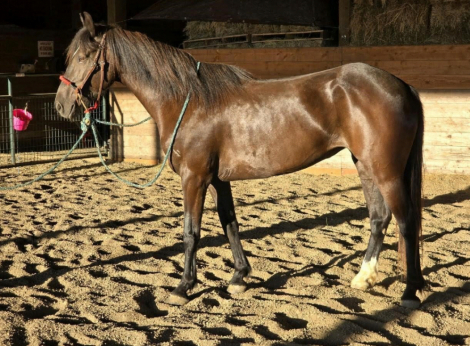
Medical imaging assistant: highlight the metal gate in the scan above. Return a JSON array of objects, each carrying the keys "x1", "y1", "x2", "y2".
[{"x1": 0, "y1": 74, "x2": 108, "y2": 168}]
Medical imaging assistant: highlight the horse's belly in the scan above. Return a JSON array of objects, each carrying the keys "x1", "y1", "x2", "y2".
[{"x1": 217, "y1": 135, "x2": 332, "y2": 181}]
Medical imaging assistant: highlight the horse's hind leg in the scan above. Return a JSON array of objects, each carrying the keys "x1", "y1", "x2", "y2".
[
  {"x1": 351, "y1": 160, "x2": 392, "y2": 290},
  {"x1": 209, "y1": 179, "x2": 252, "y2": 294},
  {"x1": 378, "y1": 178, "x2": 425, "y2": 308}
]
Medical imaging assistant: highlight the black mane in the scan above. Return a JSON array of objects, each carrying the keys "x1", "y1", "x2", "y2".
[{"x1": 67, "y1": 26, "x2": 254, "y2": 106}]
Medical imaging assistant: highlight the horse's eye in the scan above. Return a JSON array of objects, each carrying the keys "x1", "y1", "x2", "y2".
[{"x1": 78, "y1": 57, "x2": 86, "y2": 63}]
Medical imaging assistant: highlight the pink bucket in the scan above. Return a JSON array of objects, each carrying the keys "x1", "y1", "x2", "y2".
[{"x1": 13, "y1": 109, "x2": 33, "y2": 131}]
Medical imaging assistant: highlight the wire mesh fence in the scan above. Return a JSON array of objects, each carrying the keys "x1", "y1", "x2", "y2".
[{"x1": 0, "y1": 92, "x2": 108, "y2": 168}]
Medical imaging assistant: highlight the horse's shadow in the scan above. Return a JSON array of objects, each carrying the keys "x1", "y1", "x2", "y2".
[
  {"x1": 0, "y1": 202, "x2": 366, "y2": 289},
  {"x1": 289, "y1": 281, "x2": 470, "y2": 346},
  {"x1": 424, "y1": 185, "x2": 470, "y2": 207},
  {"x1": 1, "y1": 183, "x2": 469, "y2": 289}
]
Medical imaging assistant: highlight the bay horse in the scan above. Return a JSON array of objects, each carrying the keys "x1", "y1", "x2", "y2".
[{"x1": 55, "y1": 12, "x2": 425, "y2": 308}]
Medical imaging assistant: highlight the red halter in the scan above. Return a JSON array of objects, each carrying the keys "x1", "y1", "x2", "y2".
[{"x1": 59, "y1": 34, "x2": 107, "y2": 114}]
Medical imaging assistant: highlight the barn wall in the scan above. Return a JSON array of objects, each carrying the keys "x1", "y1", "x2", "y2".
[
  {"x1": 108, "y1": 84, "x2": 161, "y2": 165},
  {"x1": 0, "y1": 29, "x2": 71, "y2": 74},
  {"x1": 110, "y1": 45, "x2": 470, "y2": 175}
]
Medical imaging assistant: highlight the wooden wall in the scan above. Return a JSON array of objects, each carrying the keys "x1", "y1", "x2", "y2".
[
  {"x1": 189, "y1": 45, "x2": 470, "y2": 89},
  {"x1": 108, "y1": 84, "x2": 161, "y2": 165},
  {"x1": 110, "y1": 45, "x2": 470, "y2": 175}
]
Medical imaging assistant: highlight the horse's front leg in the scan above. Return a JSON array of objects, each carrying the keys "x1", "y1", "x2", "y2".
[{"x1": 167, "y1": 174, "x2": 208, "y2": 306}]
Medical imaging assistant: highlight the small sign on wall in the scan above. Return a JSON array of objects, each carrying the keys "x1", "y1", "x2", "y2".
[{"x1": 38, "y1": 41, "x2": 54, "y2": 58}]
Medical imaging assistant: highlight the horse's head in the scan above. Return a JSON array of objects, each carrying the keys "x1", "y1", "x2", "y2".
[{"x1": 55, "y1": 12, "x2": 116, "y2": 120}]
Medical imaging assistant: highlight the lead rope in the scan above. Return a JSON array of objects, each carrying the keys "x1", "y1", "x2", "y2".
[{"x1": 0, "y1": 61, "x2": 201, "y2": 191}]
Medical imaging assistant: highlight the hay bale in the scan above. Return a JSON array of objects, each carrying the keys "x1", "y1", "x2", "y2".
[
  {"x1": 429, "y1": 0, "x2": 470, "y2": 44},
  {"x1": 184, "y1": 21, "x2": 216, "y2": 40},
  {"x1": 185, "y1": 21, "x2": 320, "y2": 41},
  {"x1": 213, "y1": 22, "x2": 247, "y2": 37},
  {"x1": 351, "y1": 0, "x2": 431, "y2": 46},
  {"x1": 280, "y1": 25, "x2": 318, "y2": 32},
  {"x1": 184, "y1": 21, "x2": 325, "y2": 49},
  {"x1": 351, "y1": 0, "x2": 470, "y2": 45},
  {"x1": 252, "y1": 40, "x2": 322, "y2": 48}
]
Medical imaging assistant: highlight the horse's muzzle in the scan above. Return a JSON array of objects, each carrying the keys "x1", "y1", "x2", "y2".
[{"x1": 55, "y1": 101, "x2": 63, "y2": 114}]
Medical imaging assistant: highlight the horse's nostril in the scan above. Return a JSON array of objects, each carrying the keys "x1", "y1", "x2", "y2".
[{"x1": 55, "y1": 102, "x2": 63, "y2": 113}]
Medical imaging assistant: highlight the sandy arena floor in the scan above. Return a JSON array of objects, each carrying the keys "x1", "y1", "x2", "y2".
[{"x1": 0, "y1": 159, "x2": 469, "y2": 345}]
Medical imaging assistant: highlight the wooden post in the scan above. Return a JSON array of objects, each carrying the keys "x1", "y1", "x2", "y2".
[
  {"x1": 8, "y1": 78, "x2": 15, "y2": 165},
  {"x1": 107, "y1": 0, "x2": 127, "y2": 28},
  {"x1": 339, "y1": 0, "x2": 351, "y2": 46}
]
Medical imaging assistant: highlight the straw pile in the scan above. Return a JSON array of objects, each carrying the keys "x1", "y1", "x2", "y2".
[
  {"x1": 184, "y1": 21, "x2": 323, "y2": 48},
  {"x1": 429, "y1": 0, "x2": 470, "y2": 44},
  {"x1": 351, "y1": 0, "x2": 470, "y2": 46},
  {"x1": 350, "y1": 0, "x2": 430, "y2": 46}
]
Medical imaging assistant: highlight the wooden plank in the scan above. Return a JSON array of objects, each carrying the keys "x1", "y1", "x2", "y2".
[
  {"x1": 363, "y1": 60, "x2": 470, "y2": 76},
  {"x1": 312, "y1": 160, "x2": 342, "y2": 169},
  {"x1": 397, "y1": 75, "x2": 470, "y2": 90},
  {"x1": 425, "y1": 160, "x2": 470, "y2": 169},
  {"x1": 424, "y1": 160, "x2": 470, "y2": 174},
  {"x1": 343, "y1": 45, "x2": 470, "y2": 62},
  {"x1": 251, "y1": 31, "x2": 324, "y2": 43},
  {"x1": 425, "y1": 166, "x2": 470, "y2": 175},
  {"x1": 188, "y1": 47, "x2": 342, "y2": 63},
  {"x1": 419, "y1": 90, "x2": 470, "y2": 104},
  {"x1": 109, "y1": 99, "x2": 148, "y2": 113},
  {"x1": 123, "y1": 136, "x2": 159, "y2": 150},
  {"x1": 423, "y1": 146, "x2": 470, "y2": 161},
  {"x1": 424, "y1": 132, "x2": 470, "y2": 147},
  {"x1": 425, "y1": 117, "x2": 470, "y2": 133},
  {"x1": 234, "y1": 61, "x2": 342, "y2": 78},
  {"x1": 124, "y1": 123, "x2": 159, "y2": 137},
  {"x1": 342, "y1": 168, "x2": 358, "y2": 176},
  {"x1": 423, "y1": 104, "x2": 470, "y2": 118},
  {"x1": 110, "y1": 82, "x2": 128, "y2": 90}
]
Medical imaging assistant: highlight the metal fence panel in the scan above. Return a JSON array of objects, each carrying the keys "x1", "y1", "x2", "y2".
[{"x1": 0, "y1": 95, "x2": 107, "y2": 167}]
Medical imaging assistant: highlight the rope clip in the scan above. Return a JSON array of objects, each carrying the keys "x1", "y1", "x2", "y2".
[{"x1": 81, "y1": 114, "x2": 92, "y2": 132}]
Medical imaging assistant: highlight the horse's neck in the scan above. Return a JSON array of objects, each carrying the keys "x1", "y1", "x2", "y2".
[{"x1": 117, "y1": 73, "x2": 182, "y2": 151}]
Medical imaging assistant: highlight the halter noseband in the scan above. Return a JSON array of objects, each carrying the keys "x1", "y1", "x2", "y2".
[{"x1": 59, "y1": 33, "x2": 107, "y2": 114}]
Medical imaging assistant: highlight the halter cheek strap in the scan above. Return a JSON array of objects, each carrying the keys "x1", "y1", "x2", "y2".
[{"x1": 59, "y1": 33, "x2": 107, "y2": 114}]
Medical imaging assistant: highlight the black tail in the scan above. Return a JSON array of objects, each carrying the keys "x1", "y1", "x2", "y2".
[{"x1": 399, "y1": 85, "x2": 424, "y2": 272}]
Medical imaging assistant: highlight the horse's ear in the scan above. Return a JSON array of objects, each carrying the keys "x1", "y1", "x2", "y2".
[{"x1": 80, "y1": 12, "x2": 96, "y2": 38}]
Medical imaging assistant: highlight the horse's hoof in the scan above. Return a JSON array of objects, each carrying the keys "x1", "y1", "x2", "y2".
[
  {"x1": 351, "y1": 279, "x2": 370, "y2": 291},
  {"x1": 401, "y1": 299, "x2": 421, "y2": 309},
  {"x1": 166, "y1": 293, "x2": 189, "y2": 306},
  {"x1": 351, "y1": 267, "x2": 377, "y2": 291},
  {"x1": 227, "y1": 284, "x2": 247, "y2": 294},
  {"x1": 351, "y1": 274, "x2": 375, "y2": 290}
]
